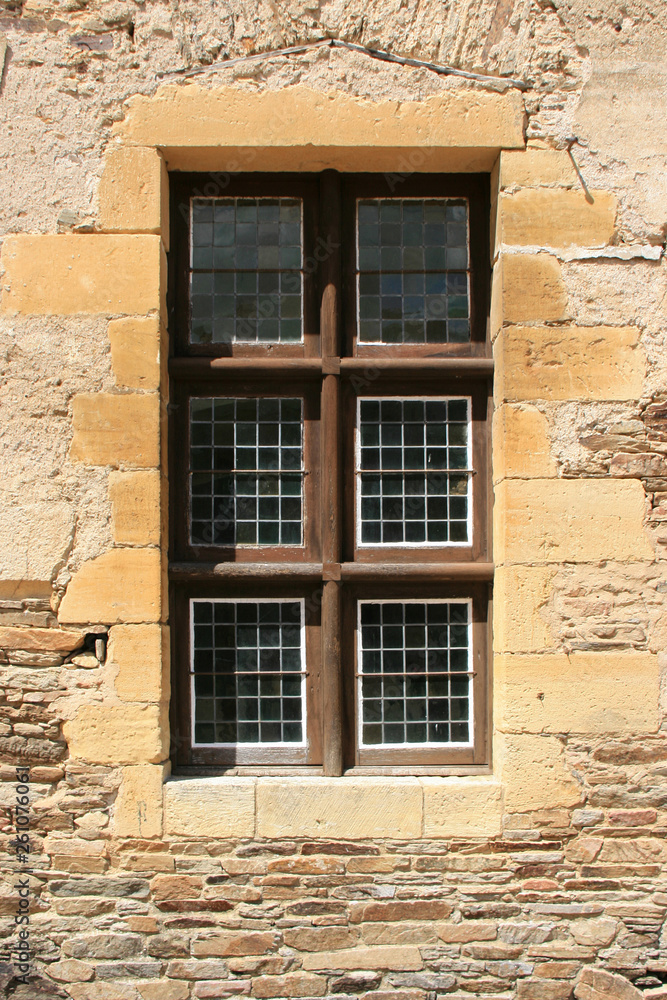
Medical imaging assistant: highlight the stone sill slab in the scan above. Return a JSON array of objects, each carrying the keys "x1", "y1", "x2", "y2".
[{"x1": 163, "y1": 774, "x2": 503, "y2": 841}]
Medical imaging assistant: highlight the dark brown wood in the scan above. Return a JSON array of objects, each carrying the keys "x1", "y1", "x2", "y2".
[
  {"x1": 169, "y1": 358, "x2": 323, "y2": 378},
  {"x1": 340, "y1": 357, "x2": 494, "y2": 378},
  {"x1": 321, "y1": 580, "x2": 343, "y2": 776},
  {"x1": 169, "y1": 562, "x2": 324, "y2": 581},
  {"x1": 319, "y1": 170, "x2": 344, "y2": 776},
  {"x1": 340, "y1": 562, "x2": 494, "y2": 581},
  {"x1": 169, "y1": 169, "x2": 493, "y2": 774}
]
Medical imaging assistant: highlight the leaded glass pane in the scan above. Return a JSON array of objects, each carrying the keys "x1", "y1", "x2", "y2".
[
  {"x1": 192, "y1": 600, "x2": 305, "y2": 745},
  {"x1": 357, "y1": 199, "x2": 470, "y2": 344},
  {"x1": 358, "y1": 601, "x2": 471, "y2": 746},
  {"x1": 190, "y1": 397, "x2": 303, "y2": 546},
  {"x1": 191, "y1": 198, "x2": 303, "y2": 344},
  {"x1": 357, "y1": 397, "x2": 471, "y2": 546}
]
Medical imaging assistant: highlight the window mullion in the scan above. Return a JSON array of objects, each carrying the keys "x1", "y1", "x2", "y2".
[{"x1": 319, "y1": 169, "x2": 344, "y2": 776}]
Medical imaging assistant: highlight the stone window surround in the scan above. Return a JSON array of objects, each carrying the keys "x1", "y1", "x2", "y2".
[{"x1": 12, "y1": 83, "x2": 632, "y2": 841}]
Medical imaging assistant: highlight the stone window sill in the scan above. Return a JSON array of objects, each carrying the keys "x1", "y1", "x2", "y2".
[{"x1": 163, "y1": 774, "x2": 503, "y2": 840}]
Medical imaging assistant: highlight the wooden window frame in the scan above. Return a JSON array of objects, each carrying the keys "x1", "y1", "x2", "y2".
[{"x1": 168, "y1": 170, "x2": 492, "y2": 774}]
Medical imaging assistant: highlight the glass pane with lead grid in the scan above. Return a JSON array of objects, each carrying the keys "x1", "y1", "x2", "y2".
[
  {"x1": 190, "y1": 198, "x2": 303, "y2": 344},
  {"x1": 359, "y1": 601, "x2": 471, "y2": 746},
  {"x1": 190, "y1": 397, "x2": 303, "y2": 546},
  {"x1": 192, "y1": 600, "x2": 305, "y2": 745},
  {"x1": 357, "y1": 199, "x2": 469, "y2": 344},
  {"x1": 358, "y1": 398, "x2": 471, "y2": 546}
]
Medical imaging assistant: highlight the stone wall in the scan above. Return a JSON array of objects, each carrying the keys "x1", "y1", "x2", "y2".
[{"x1": 1, "y1": 1, "x2": 667, "y2": 998}]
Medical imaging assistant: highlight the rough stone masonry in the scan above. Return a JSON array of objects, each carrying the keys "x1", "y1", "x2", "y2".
[{"x1": 0, "y1": 1, "x2": 667, "y2": 999}]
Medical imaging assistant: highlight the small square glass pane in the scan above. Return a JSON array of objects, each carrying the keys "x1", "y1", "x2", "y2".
[
  {"x1": 190, "y1": 198, "x2": 303, "y2": 344},
  {"x1": 356, "y1": 198, "x2": 470, "y2": 344},
  {"x1": 358, "y1": 601, "x2": 471, "y2": 746},
  {"x1": 192, "y1": 600, "x2": 305, "y2": 745},
  {"x1": 357, "y1": 397, "x2": 472, "y2": 546},
  {"x1": 190, "y1": 397, "x2": 303, "y2": 546}
]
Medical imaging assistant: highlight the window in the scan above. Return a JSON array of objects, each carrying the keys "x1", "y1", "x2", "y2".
[{"x1": 168, "y1": 172, "x2": 492, "y2": 773}]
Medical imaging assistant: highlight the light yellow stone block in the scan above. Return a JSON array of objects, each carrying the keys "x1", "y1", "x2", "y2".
[
  {"x1": 116, "y1": 85, "x2": 525, "y2": 173},
  {"x1": 491, "y1": 254, "x2": 567, "y2": 334},
  {"x1": 495, "y1": 325, "x2": 644, "y2": 402},
  {"x1": 109, "y1": 623, "x2": 169, "y2": 703},
  {"x1": 70, "y1": 393, "x2": 160, "y2": 468},
  {"x1": 1, "y1": 234, "x2": 162, "y2": 316},
  {"x1": 496, "y1": 732, "x2": 583, "y2": 811},
  {"x1": 99, "y1": 146, "x2": 169, "y2": 248},
  {"x1": 495, "y1": 652, "x2": 661, "y2": 734},
  {"x1": 257, "y1": 777, "x2": 422, "y2": 839},
  {"x1": 500, "y1": 149, "x2": 577, "y2": 188},
  {"x1": 494, "y1": 479, "x2": 653, "y2": 564},
  {"x1": 109, "y1": 470, "x2": 161, "y2": 545},
  {"x1": 302, "y1": 946, "x2": 422, "y2": 972},
  {"x1": 63, "y1": 703, "x2": 169, "y2": 765},
  {"x1": 58, "y1": 548, "x2": 163, "y2": 624},
  {"x1": 493, "y1": 566, "x2": 556, "y2": 653},
  {"x1": 493, "y1": 404, "x2": 557, "y2": 481},
  {"x1": 114, "y1": 764, "x2": 168, "y2": 838},
  {"x1": 421, "y1": 778, "x2": 503, "y2": 838},
  {"x1": 164, "y1": 777, "x2": 255, "y2": 838},
  {"x1": 108, "y1": 316, "x2": 161, "y2": 390},
  {"x1": 499, "y1": 189, "x2": 616, "y2": 248}
]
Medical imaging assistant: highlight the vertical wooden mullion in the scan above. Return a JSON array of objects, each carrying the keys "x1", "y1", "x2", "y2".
[{"x1": 319, "y1": 170, "x2": 343, "y2": 776}]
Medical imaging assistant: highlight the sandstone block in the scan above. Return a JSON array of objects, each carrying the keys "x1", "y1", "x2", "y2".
[
  {"x1": 117, "y1": 86, "x2": 524, "y2": 166},
  {"x1": 252, "y1": 972, "x2": 326, "y2": 998},
  {"x1": 58, "y1": 548, "x2": 163, "y2": 624},
  {"x1": 496, "y1": 732, "x2": 583, "y2": 812},
  {"x1": 63, "y1": 703, "x2": 168, "y2": 765},
  {"x1": 110, "y1": 623, "x2": 169, "y2": 703},
  {"x1": 492, "y1": 254, "x2": 567, "y2": 334},
  {"x1": 421, "y1": 776, "x2": 503, "y2": 838},
  {"x1": 192, "y1": 931, "x2": 280, "y2": 957},
  {"x1": 164, "y1": 777, "x2": 255, "y2": 838},
  {"x1": 570, "y1": 918, "x2": 618, "y2": 947},
  {"x1": 151, "y1": 874, "x2": 202, "y2": 900},
  {"x1": 302, "y1": 946, "x2": 422, "y2": 972},
  {"x1": 499, "y1": 189, "x2": 616, "y2": 247},
  {"x1": 350, "y1": 900, "x2": 452, "y2": 923},
  {"x1": 166, "y1": 960, "x2": 229, "y2": 980},
  {"x1": 138, "y1": 983, "x2": 190, "y2": 1000},
  {"x1": 0, "y1": 626, "x2": 83, "y2": 653},
  {"x1": 114, "y1": 764, "x2": 167, "y2": 838},
  {"x1": 1, "y1": 234, "x2": 163, "y2": 315},
  {"x1": 256, "y1": 777, "x2": 422, "y2": 839},
  {"x1": 437, "y1": 922, "x2": 498, "y2": 943},
  {"x1": 518, "y1": 980, "x2": 573, "y2": 1000},
  {"x1": 346, "y1": 856, "x2": 408, "y2": 873},
  {"x1": 575, "y1": 967, "x2": 642, "y2": 1000},
  {"x1": 67, "y1": 985, "x2": 140, "y2": 1000},
  {"x1": 493, "y1": 404, "x2": 557, "y2": 481},
  {"x1": 194, "y1": 982, "x2": 251, "y2": 998},
  {"x1": 493, "y1": 479, "x2": 653, "y2": 564},
  {"x1": 109, "y1": 471, "x2": 161, "y2": 545},
  {"x1": 496, "y1": 325, "x2": 644, "y2": 402},
  {"x1": 70, "y1": 393, "x2": 160, "y2": 468},
  {"x1": 99, "y1": 146, "x2": 169, "y2": 246},
  {"x1": 109, "y1": 316, "x2": 161, "y2": 391},
  {"x1": 608, "y1": 808, "x2": 657, "y2": 826},
  {"x1": 496, "y1": 651, "x2": 660, "y2": 735},
  {"x1": 500, "y1": 149, "x2": 577, "y2": 188},
  {"x1": 361, "y1": 923, "x2": 438, "y2": 946},
  {"x1": 65, "y1": 932, "x2": 142, "y2": 959},
  {"x1": 493, "y1": 566, "x2": 555, "y2": 653},
  {"x1": 283, "y1": 926, "x2": 358, "y2": 952},
  {"x1": 47, "y1": 958, "x2": 95, "y2": 982}
]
